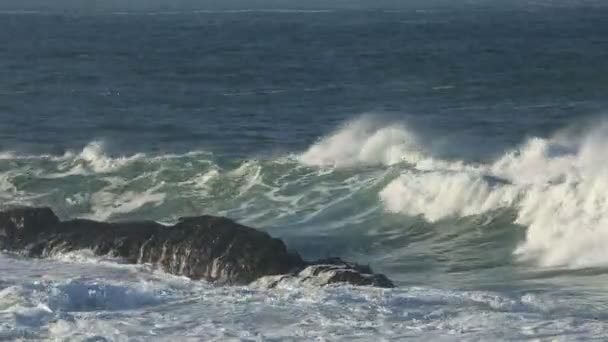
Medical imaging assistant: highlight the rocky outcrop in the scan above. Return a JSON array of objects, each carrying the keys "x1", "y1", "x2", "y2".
[{"x1": 0, "y1": 207, "x2": 394, "y2": 288}]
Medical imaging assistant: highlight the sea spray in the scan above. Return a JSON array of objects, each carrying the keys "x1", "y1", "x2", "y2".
[
  {"x1": 299, "y1": 117, "x2": 425, "y2": 167},
  {"x1": 374, "y1": 120, "x2": 608, "y2": 268}
]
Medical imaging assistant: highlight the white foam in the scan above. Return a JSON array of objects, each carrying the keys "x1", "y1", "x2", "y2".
[
  {"x1": 228, "y1": 160, "x2": 264, "y2": 196},
  {"x1": 87, "y1": 176, "x2": 166, "y2": 221},
  {"x1": 381, "y1": 170, "x2": 520, "y2": 222},
  {"x1": 48, "y1": 249, "x2": 127, "y2": 266},
  {"x1": 191, "y1": 169, "x2": 220, "y2": 189},
  {"x1": 0, "y1": 141, "x2": 147, "y2": 179},
  {"x1": 0, "y1": 151, "x2": 16, "y2": 160},
  {"x1": 379, "y1": 120, "x2": 608, "y2": 268},
  {"x1": 299, "y1": 117, "x2": 425, "y2": 167},
  {"x1": 0, "y1": 172, "x2": 18, "y2": 197},
  {"x1": 1, "y1": 249, "x2": 608, "y2": 340},
  {"x1": 66, "y1": 141, "x2": 144, "y2": 174}
]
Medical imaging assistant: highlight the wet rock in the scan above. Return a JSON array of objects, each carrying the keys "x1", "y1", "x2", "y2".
[
  {"x1": 253, "y1": 258, "x2": 394, "y2": 288},
  {"x1": 0, "y1": 207, "x2": 394, "y2": 288}
]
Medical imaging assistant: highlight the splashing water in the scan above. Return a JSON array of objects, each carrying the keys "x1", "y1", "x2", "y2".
[
  {"x1": 370, "y1": 119, "x2": 608, "y2": 268},
  {"x1": 299, "y1": 117, "x2": 425, "y2": 167},
  {"x1": 4, "y1": 118, "x2": 608, "y2": 269}
]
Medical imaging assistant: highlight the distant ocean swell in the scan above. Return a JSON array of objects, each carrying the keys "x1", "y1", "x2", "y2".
[{"x1": 2, "y1": 116, "x2": 608, "y2": 270}]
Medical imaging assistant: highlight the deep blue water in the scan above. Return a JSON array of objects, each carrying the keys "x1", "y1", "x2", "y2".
[{"x1": 2, "y1": 5, "x2": 607, "y2": 159}]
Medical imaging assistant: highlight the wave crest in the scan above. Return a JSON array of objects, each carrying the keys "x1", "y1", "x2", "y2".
[
  {"x1": 380, "y1": 121, "x2": 608, "y2": 268},
  {"x1": 299, "y1": 117, "x2": 425, "y2": 167}
]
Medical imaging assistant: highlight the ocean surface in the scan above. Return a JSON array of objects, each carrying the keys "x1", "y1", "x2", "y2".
[{"x1": 2, "y1": 2, "x2": 608, "y2": 340}]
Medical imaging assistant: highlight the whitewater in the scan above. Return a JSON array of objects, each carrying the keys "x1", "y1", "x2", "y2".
[
  {"x1": 2, "y1": 117, "x2": 608, "y2": 339},
  {"x1": 5, "y1": 117, "x2": 608, "y2": 268}
]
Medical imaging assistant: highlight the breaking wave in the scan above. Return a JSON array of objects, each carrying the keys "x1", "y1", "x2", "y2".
[
  {"x1": 3, "y1": 117, "x2": 608, "y2": 269},
  {"x1": 299, "y1": 117, "x2": 425, "y2": 167},
  {"x1": 299, "y1": 117, "x2": 608, "y2": 268}
]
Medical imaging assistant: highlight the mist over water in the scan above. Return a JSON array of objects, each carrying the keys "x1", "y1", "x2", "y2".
[{"x1": 1, "y1": 4, "x2": 608, "y2": 340}]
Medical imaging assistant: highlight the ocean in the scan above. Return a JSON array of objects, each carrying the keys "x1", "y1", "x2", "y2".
[{"x1": 1, "y1": 2, "x2": 608, "y2": 340}]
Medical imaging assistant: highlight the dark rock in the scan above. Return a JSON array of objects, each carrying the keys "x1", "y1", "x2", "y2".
[
  {"x1": 0, "y1": 207, "x2": 394, "y2": 288},
  {"x1": 254, "y1": 258, "x2": 394, "y2": 288},
  {"x1": 302, "y1": 258, "x2": 394, "y2": 288},
  {"x1": 0, "y1": 207, "x2": 60, "y2": 245}
]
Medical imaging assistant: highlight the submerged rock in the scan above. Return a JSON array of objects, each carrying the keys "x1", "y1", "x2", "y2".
[{"x1": 0, "y1": 207, "x2": 394, "y2": 288}]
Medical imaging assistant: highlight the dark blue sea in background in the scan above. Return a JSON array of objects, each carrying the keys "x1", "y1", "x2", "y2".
[
  {"x1": 1, "y1": 2, "x2": 608, "y2": 340},
  {"x1": 2, "y1": 4, "x2": 606, "y2": 158}
]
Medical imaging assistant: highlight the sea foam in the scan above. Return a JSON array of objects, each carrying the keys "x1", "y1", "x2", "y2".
[
  {"x1": 303, "y1": 117, "x2": 608, "y2": 269},
  {"x1": 299, "y1": 117, "x2": 425, "y2": 167}
]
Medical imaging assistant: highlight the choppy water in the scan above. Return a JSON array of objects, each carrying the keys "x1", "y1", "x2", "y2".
[{"x1": 2, "y1": 2, "x2": 608, "y2": 340}]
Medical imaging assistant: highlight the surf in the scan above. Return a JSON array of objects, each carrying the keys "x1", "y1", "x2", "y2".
[
  {"x1": 296, "y1": 116, "x2": 608, "y2": 269},
  {"x1": 3, "y1": 116, "x2": 608, "y2": 271}
]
